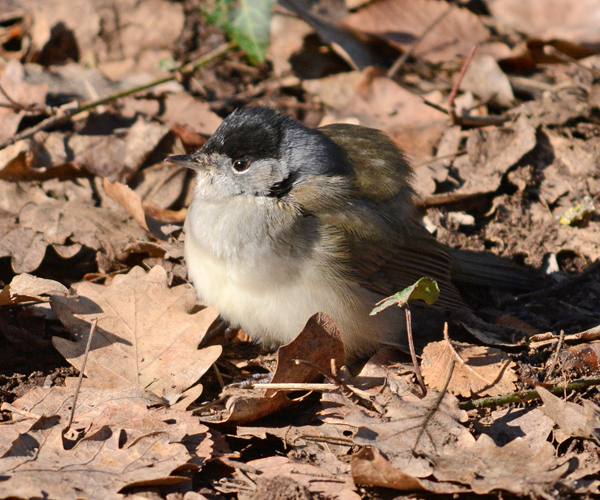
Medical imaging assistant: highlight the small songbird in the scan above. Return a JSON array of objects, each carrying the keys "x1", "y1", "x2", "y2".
[{"x1": 167, "y1": 106, "x2": 528, "y2": 357}]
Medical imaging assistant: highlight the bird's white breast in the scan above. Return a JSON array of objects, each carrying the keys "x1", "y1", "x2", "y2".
[{"x1": 184, "y1": 194, "x2": 401, "y2": 355}]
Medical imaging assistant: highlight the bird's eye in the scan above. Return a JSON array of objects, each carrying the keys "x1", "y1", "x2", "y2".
[{"x1": 232, "y1": 160, "x2": 250, "y2": 173}]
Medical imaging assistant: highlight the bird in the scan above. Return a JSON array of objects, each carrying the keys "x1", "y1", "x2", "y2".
[{"x1": 167, "y1": 106, "x2": 533, "y2": 358}]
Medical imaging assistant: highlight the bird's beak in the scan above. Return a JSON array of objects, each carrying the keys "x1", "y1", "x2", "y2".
[{"x1": 165, "y1": 154, "x2": 202, "y2": 170}]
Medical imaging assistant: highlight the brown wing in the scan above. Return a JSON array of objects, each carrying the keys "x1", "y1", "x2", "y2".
[
  {"x1": 349, "y1": 227, "x2": 467, "y2": 310},
  {"x1": 316, "y1": 122, "x2": 467, "y2": 310}
]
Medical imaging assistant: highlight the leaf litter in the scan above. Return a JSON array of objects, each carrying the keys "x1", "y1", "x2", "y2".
[{"x1": 0, "y1": 0, "x2": 600, "y2": 498}]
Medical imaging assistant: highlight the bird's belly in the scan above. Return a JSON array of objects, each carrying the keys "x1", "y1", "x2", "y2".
[{"x1": 185, "y1": 232, "x2": 354, "y2": 346}]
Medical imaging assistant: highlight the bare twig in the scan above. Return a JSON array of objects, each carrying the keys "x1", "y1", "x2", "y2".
[
  {"x1": 0, "y1": 42, "x2": 233, "y2": 151},
  {"x1": 212, "y1": 363, "x2": 225, "y2": 390},
  {"x1": 544, "y1": 329, "x2": 565, "y2": 382},
  {"x1": 243, "y1": 382, "x2": 340, "y2": 392},
  {"x1": 448, "y1": 44, "x2": 477, "y2": 115},
  {"x1": 0, "y1": 82, "x2": 55, "y2": 115},
  {"x1": 293, "y1": 358, "x2": 382, "y2": 413},
  {"x1": 219, "y1": 458, "x2": 262, "y2": 475},
  {"x1": 65, "y1": 318, "x2": 98, "y2": 431},
  {"x1": 460, "y1": 378, "x2": 600, "y2": 410},
  {"x1": 412, "y1": 149, "x2": 467, "y2": 168},
  {"x1": 387, "y1": 3, "x2": 454, "y2": 78},
  {"x1": 405, "y1": 307, "x2": 426, "y2": 398}
]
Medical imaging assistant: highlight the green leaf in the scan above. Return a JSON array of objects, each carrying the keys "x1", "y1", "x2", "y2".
[
  {"x1": 207, "y1": 0, "x2": 276, "y2": 64},
  {"x1": 370, "y1": 277, "x2": 440, "y2": 315},
  {"x1": 158, "y1": 58, "x2": 179, "y2": 71}
]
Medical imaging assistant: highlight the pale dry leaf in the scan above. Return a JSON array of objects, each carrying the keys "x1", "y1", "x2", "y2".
[
  {"x1": 67, "y1": 116, "x2": 170, "y2": 180},
  {"x1": 351, "y1": 446, "x2": 468, "y2": 493},
  {"x1": 27, "y1": 0, "x2": 100, "y2": 61},
  {"x1": 484, "y1": 407, "x2": 555, "y2": 452},
  {"x1": 120, "y1": 93, "x2": 222, "y2": 136},
  {"x1": 0, "y1": 273, "x2": 67, "y2": 305},
  {"x1": 10, "y1": 385, "x2": 214, "y2": 465},
  {"x1": 348, "y1": 390, "x2": 473, "y2": 477},
  {"x1": 538, "y1": 386, "x2": 600, "y2": 444},
  {"x1": 432, "y1": 434, "x2": 571, "y2": 495},
  {"x1": 267, "y1": 13, "x2": 314, "y2": 76},
  {"x1": 0, "y1": 414, "x2": 193, "y2": 500},
  {"x1": 487, "y1": 0, "x2": 600, "y2": 52},
  {"x1": 19, "y1": 199, "x2": 151, "y2": 273},
  {"x1": 455, "y1": 114, "x2": 537, "y2": 195},
  {"x1": 92, "y1": 0, "x2": 184, "y2": 63},
  {"x1": 344, "y1": 0, "x2": 489, "y2": 63},
  {"x1": 1, "y1": 116, "x2": 169, "y2": 182},
  {"x1": 10, "y1": 385, "x2": 162, "y2": 425},
  {"x1": 242, "y1": 456, "x2": 357, "y2": 499},
  {"x1": 103, "y1": 178, "x2": 183, "y2": 241},
  {"x1": 421, "y1": 340, "x2": 518, "y2": 397},
  {"x1": 160, "y1": 93, "x2": 222, "y2": 135},
  {"x1": 460, "y1": 54, "x2": 514, "y2": 107},
  {"x1": 50, "y1": 265, "x2": 221, "y2": 399},
  {"x1": 304, "y1": 71, "x2": 448, "y2": 159},
  {"x1": 0, "y1": 224, "x2": 48, "y2": 274},
  {"x1": 0, "y1": 179, "x2": 52, "y2": 214}
]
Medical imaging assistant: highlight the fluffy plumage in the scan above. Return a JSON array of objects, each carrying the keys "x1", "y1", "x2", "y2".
[{"x1": 168, "y1": 107, "x2": 498, "y2": 357}]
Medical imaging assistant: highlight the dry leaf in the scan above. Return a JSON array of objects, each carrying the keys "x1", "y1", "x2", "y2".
[
  {"x1": 487, "y1": 0, "x2": 600, "y2": 53},
  {"x1": 484, "y1": 407, "x2": 555, "y2": 452},
  {"x1": 0, "y1": 408, "x2": 201, "y2": 500},
  {"x1": 561, "y1": 341, "x2": 600, "y2": 371},
  {"x1": 304, "y1": 71, "x2": 448, "y2": 159},
  {"x1": 6, "y1": 385, "x2": 158, "y2": 425},
  {"x1": 421, "y1": 340, "x2": 518, "y2": 397},
  {"x1": 351, "y1": 446, "x2": 468, "y2": 493},
  {"x1": 18, "y1": 200, "x2": 151, "y2": 273},
  {"x1": 0, "y1": 273, "x2": 67, "y2": 305},
  {"x1": 9, "y1": 385, "x2": 215, "y2": 467},
  {"x1": 50, "y1": 266, "x2": 221, "y2": 400},
  {"x1": 432, "y1": 434, "x2": 571, "y2": 495},
  {"x1": 460, "y1": 55, "x2": 514, "y2": 107},
  {"x1": 348, "y1": 390, "x2": 473, "y2": 477},
  {"x1": 455, "y1": 114, "x2": 537, "y2": 195},
  {"x1": 0, "y1": 224, "x2": 48, "y2": 274},
  {"x1": 240, "y1": 456, "x2": 357, "y2": 499},
  {"x1": 344, "y1": 0, "x2": 489, "y2": 63},
  {"x1": 121, "y1": 93, "x2": 222, "y2": 136},
  {"x1": 538, "y1": 386, "x2": 600, "y2": 444}
]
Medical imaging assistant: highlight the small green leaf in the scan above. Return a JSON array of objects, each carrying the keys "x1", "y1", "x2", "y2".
[
  {"x1": 158, "y1": 58, "x2": 179, "y2": 71},
  {"x1": 207, "y1": 0, "x2": 276, "y2": 64},
  {"x1": 370, "y1": 277, "x2": 440, "y2": 315}
]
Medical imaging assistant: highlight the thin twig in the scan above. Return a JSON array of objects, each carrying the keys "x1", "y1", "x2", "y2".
[
  {"x1": 406, "y1": 307, "x2": 426, "y2": 398},
  {"x1": 387, "y1": 3, "x2": 454, "y2": 78},
  {"x1": 242, "y1": 382, "x2": 340, "y2": 392},
  {"x1": 412, "y1": 149, "x2": 467, "y2": 168},
  {"x1": 460, "y1": 378, "x2": 600, "y2": 410},
  {"x1": 219, "y1": 458, "x2": 262, "y2": 475},
  {"x1": 0, "y1": 82, "x2": 55, "y2": 115},
  {"x1": 0, "y1": 42, "x2": 233, "y2": 151},
  {"x1": 65, "y1": 318, "x2": 98, "y2": 431},
  {"x1": 448, "y1": 44, "x2": 477, "y2": 116},
  {"x1": 544, "y1": 330, "x2": 565, "y2": 382},
  {"x1": 293, "y1": 358, "x2": 382, "y2": 413},
  {"x1": 212, "y1": 363, "x2": 225, "y2": 390}
]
